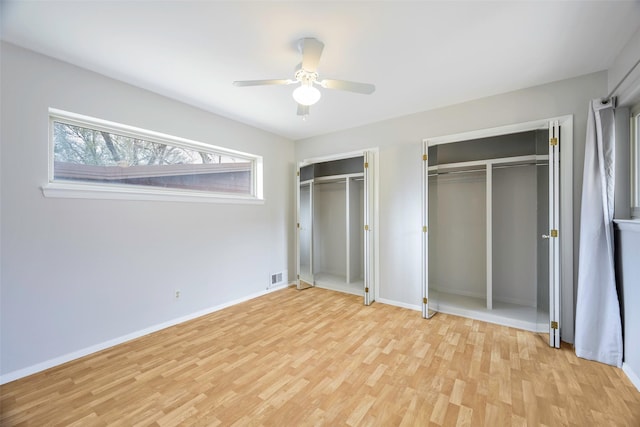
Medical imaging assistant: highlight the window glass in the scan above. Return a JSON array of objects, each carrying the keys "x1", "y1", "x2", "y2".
[{"x1": 48, "y1": 110, "x2": 262, "y2": 201}]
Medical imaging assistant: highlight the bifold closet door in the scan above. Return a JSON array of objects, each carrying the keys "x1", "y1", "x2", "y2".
[
  {"x1": 547, "y1": 120, "x2": 561, "y2": 348},
  {"x1": 422, "y1": 143, "x2": 437, "y2": 318},
  {"x1": 297, "y1": 179, "x2": 314, "y2": 290},
  {"x1": 363, "y1": 152, "x2": 373, "y2": 305},
  {"x1": 421, "y1": 143, "x2": 430, "y2": 318},
  {"x1": 536, "y1": 131, "x2": 550, "y2": 335}
]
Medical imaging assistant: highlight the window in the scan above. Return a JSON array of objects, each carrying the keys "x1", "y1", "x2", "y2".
[
  {"x1": 44, "y1": 110, "x2": 263, "y2": 203},
  {"x1": 632, "y1": 105, "x2": 640, "y2": 218}
]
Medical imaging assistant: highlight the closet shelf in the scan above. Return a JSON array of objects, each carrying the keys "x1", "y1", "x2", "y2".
[
  {"x1": 428, "y1": 154, "x2": 549, "y2": 174},
  {"x1": 314, "y1": 173, "x2": 364, "y2": 184}
]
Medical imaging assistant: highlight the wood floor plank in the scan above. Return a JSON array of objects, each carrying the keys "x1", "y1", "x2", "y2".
[{"x1": 2, "y1": 286, "x2": 640, "y2": 426}]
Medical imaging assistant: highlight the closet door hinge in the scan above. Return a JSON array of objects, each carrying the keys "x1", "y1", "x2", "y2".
[
  {"x1": 364, "y1": 225, "x2": 369, "y2": 231},
  {"x1": 423, "y1": 297, "x2": 428, "y2": 304},
  {"x1": 551, "y1": 321, "x2": 558, "y2": 330},
  {"x1": 551, "y1": 229, "x2": 558, "y2": 238},
  {"x1": 550, "y1": 137, "x2": 558, "y2": 146},
  {"x1": 422, "y1": 226, "x2": 427, "y2": 233},
  {"x1": 296, "y1": 171, "x2": 300, "y2": 176},
  {"x1": 297, "y1": 274, "x2": 300, "y2": 279},
  {"x1": 422, "y1": 154, "x2": 428, "y2": 161},
  {"x1": 364, "y1": 162, "x2": 369, "y2": 169},
  {"x1": 297, "y1": 223, "x2": 300, "y2": 228},
  {"x1": 365, "y1": 287, "x2": 369, "y2": 293}
]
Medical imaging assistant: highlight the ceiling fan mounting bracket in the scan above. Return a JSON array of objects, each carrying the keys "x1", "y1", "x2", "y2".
[{"x1": 294, "y1": 69, "x2": 318, "y2": 86}]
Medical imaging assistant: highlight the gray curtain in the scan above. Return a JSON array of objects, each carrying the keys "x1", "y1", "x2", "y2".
[{"x1": 575, "y1": 98, "x2": 623, "y2": 367}]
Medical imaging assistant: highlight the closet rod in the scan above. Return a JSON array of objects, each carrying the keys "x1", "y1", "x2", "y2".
[
  {"x1": 493, "y1": 162, "x2": 547, "y2": 170},
  {"x1": 314, "y1": 178, "x2": 349, "y2": 185},
  {"x1": 428, "y1": 161, "x2": 544, "y2": 176},
  {"x1": 602, "y1": 56, "x2": 640, "y2": 104},
  {"x1": 428, "y1": 168, "x2": 485, "y2": 177}
]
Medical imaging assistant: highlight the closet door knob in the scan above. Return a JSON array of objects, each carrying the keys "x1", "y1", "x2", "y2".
[{"x1": 542, "y1": 234, "x2": 551, "y2": 239}]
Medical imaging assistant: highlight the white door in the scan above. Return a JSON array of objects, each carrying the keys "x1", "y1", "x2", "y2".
[
  {"x1": 421, "y1": 143, "x2": 436, "y2": 318},
  {"x1": 297, "y1": 168, "x2": 314, "y2": 290},
  {"x1": 363, "y1": 152, "x2": 374, "y2": 305},
  {"x1": 547, "y1": 120, "x2": 561, "y2": 347}
]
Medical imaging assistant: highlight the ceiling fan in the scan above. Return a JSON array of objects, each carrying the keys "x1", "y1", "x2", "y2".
[{"x1": 233, "y1": 38, "x2": 375, "y2": 118}]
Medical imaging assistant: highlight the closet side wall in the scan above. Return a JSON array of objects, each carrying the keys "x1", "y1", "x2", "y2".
[
  {"x1": 299, "y1": 184, "x2": 312, "y2": 277},
  {"x1": 314, "y1": 182, "x2": 347, "y2": 278},
  {"x1": 431, "y1": 171, "x2": 487, "y2": 299},
  {"x1": 492, "y1": 165, "x2": 538, "y2": 306}
]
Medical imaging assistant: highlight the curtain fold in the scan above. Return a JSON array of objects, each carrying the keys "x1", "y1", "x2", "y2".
[{"x1": 575, "y1": 98, "x2": 622, "y2": 367}]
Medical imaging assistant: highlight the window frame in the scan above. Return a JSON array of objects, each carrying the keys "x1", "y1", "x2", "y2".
[
  {"x1": 43, "y1": 109, "x2": 264, "y2": 204},
  {"x1": 632, "y1": 105, "x2": 640, "y2": 219}
]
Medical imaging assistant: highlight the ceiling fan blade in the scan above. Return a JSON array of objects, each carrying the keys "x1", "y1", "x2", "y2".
[
  {"x1": 319, "y1": 79, "x2": 375, "y2": 94},
  {"x1": 297, "y1": 103, "x2": 310, "y2": 116},
  {"x1": 300, "y1": 38, "x2": 324, "y2": 72},
  {"x1": 233, "y1": 79, "x2": 294, "y2": 87}
]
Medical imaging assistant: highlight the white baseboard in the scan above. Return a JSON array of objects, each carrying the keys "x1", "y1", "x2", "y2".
[
  {"x1": 376, "y1": 298, "x2": 421, "y2": 312},
  {"x1": 623, "y1": 362, "x2": 640, "y2": 392},
  {"x1": 0, "y1": 284, "x2": 290, "y2": 385}
]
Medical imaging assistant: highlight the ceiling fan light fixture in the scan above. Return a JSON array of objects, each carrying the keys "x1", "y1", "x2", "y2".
[
  {"x1": 234, "y1": 38, "x2": 374, "y2": 117},
  {"x1": 292, "y1": 84, "x2": 321, "y2": 106}
]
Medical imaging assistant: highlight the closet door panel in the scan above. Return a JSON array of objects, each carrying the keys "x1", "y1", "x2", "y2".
[
  {"x1": 363, "y1": 152, "x2": 373, "y2": 305},
  {"x1": 427, "y1": 174, "x2": 439, "y2": 309},
  {"x1": 422, "y1": 143, "x2": 431, "y2": 317},
  {"x1": 298, "y1": 181, "x2": 314, "y2": 288},
  {"x1": 548, "y1": 120, "x2": 561, "y2": 347}
]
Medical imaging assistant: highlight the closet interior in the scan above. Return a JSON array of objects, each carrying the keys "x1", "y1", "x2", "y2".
[
  {"x1": 425, "y1": 130, "x2": 553, "y2": 332},
  {"x1": 297, "y1": 156, "x2": 369, "y2": 299}
]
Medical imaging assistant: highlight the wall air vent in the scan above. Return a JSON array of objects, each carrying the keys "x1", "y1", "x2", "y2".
[{"x1": 268, "y1": 270, "x2": 287, "y2": 289}]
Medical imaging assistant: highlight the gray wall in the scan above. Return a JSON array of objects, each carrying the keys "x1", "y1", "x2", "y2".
[
  {"x1": 296, "y1": 71, "x2": 609, "y2": 344},
  {"x1": 615, "y1": 224, "x2": 640, "y2": 389},
  {"x1": 429, "y1": 171, "x2": 486, "y2": 300},
  {"x1": 610, "y1": 25, "x2": 640, "y2": 389},
  {"x1": 608, "y1": 26, "x2": 640, "y2": 107},
  {"x1": 0, "y1": 42, "x2": 295, "y2": 380}
]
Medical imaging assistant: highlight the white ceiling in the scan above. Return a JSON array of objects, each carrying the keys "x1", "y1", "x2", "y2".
[{"x1": 2, "y1": 1, "x2": 640, "y2": 140}]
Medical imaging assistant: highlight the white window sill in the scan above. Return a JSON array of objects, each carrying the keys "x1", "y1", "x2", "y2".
[
  {"x1": 42, "y1": 182, "x2": 264, "y2": 205},
  {"x1": 614, "y1": 218, "x2": 640, "y2": 232}
]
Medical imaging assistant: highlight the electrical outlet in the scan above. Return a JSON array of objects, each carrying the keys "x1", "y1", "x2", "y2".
[{"x1": 175, "y1": 289, "x2": 181, "y2": 299}]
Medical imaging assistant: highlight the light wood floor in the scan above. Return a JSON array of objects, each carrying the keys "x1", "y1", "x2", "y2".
[{"x1": 2, "y1": 287, "x2": 639, "y2": 426}]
